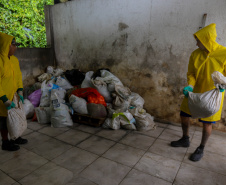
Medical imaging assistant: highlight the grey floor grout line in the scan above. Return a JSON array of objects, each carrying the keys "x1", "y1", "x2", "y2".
[
  {"x1": 3, "y1": 121, "x2": 226, "y2": 184},
  {"x1": 172, "y1": 125, "x2": 197, "y2": 184}
]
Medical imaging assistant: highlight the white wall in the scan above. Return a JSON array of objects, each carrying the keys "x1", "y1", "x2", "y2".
[{"x1": 49, "y1": 0, "x2": 226, "y2": 124}]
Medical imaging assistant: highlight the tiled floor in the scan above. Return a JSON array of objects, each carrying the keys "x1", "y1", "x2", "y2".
[{"x1": 1, "y1": 120, "x2": 226, "y2": 185}]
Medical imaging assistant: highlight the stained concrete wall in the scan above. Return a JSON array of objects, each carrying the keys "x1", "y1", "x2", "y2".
[
  {"x1": 14, "y1": 48, "x2": 54, "y2": 87},
  {"x1": 48, "y1": 0, "x2": 226, "y2": 126}
]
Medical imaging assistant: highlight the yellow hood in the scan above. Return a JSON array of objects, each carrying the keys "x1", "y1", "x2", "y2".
[
  {"x1": 0, "y1": 32, "x2": 14, "y2": 57},
  {"x1": 194, "y1": 23, "x2": 219, "y2": 53}
]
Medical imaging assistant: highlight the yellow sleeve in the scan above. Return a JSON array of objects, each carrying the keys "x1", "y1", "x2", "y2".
[
  {"x1": 0, "y1": 58, "x2": 6, "y2": 98},
  {"x1": 187, "y1": 54, "x2": 196, "y2": 87}
]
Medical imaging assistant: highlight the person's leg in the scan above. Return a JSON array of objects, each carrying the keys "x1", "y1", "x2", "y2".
[
  {"x1": 190, "y1": 122, "x2": 212, "y2": 162},
  {"x1": 171, "y1": 112, "x2": 190, "y2": 147},
  {"x1": 0, "y1": 117, "x2": 20, "y2": 151},
  {"x1": 181, "y1": 116, "x2": 190, "y2": 137},
  {"x1": 201, "y1": 122, "x2": 212, "y2": 146}
]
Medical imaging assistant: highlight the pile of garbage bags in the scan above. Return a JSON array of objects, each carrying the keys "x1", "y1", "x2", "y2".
[{"x1": 22, "y1": 66, "x2": 156, "y2": 131}]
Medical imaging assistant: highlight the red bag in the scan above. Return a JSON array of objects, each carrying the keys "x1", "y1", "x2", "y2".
[{"x1": 71, "y1": 88, "x2": 107, "y2": 107}]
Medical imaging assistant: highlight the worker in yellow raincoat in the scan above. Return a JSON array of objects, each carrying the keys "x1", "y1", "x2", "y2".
[
  {"x1": 171, "y1": 23, "x2": 226, "y2": 161},
  {"x1": 0, "y1": 32, "x2": 28, "y2": 151}
]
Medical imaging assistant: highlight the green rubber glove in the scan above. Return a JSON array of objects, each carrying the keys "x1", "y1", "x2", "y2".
[
  {"x1": 219, "y1": 87, "x2": 225, "y2": 92},
  {"x1": 183, "y1": 85, "x2": 193, "y2": 97},
  {"x1": 4, "y1": 101, "x2": 16, "y2": 110}
]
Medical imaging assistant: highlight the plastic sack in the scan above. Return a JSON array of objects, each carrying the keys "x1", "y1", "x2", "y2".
[
  {"x1": 37, "y1": 73, "x2": 52, "y2": 82},
  {"x1": 35, "y1": 107, "x2": 51, "y2": 124},
  {"x1": 28, "y1": 89, "x2": 42, "y2": 107},
  {"x1": 53, "y1": 68, "x2": 64, "y2": 77},
  {"x1": 104, "y1": 116, "x2": 120, "y2": 130},
  {"x1": 129, "y1": 107, "x2": 156, "y2": 131},
  {"x1": 51, "y1": 88, "x2": 66, "y2": 102},
  {"x1": 69, "y1": 95, "x2": 88, "y2": 114},
  {"x1": 55, "y1": 76, "x2": 73, "y2": 90},
  {"x1": 71, "y1": 88, "x2": 107, "y2": 107},
  {"x1": 112, "y1": 94, "x2": 131, "y2": 112},
  {"x1": 92, "y1": 78, "x2": 112, "y2": 103},
  {"x1": 23, "y1": 99, "x2": 35, "y2": 119},
  {"x1": 51, "y1": 89, "x2": 65, "y2": 104},
  {"x1": 81, "y1": 71, "x2": 94, "y2": 88},
  {"x1": 100, "y1": 70, "x2": 124, "y2": 92},
  {"x1": 115, "y1": 85, "x2": 131, "y2": 100},
  {"x1": 211, "y1": 71, "x2": 226, "y2": 89},
  {"x1": 87, "y1": 103, "x2": 107, "y2": 118},
  {"x1": 7, "y1": 93, "x2": 27, "y2": 140},
  {"x1": 113, "y1": 112, "x2": 136, "y2": 130},
  {"x1": 39, "y1": 80, "x2": 52, "y2": 107},
  {"x1": 188, "y1": 71, "x2": 226, "y2": 119},
  {"x1": 188, "y1": 89, "x2": 222, "y2": 118},
  {"x1": 129, "y1": 92, "x2": 145, "y2": 108},
  {"x1": 23, "y1": 82, "x2": 41, "y2": 99},
  {"x1": 51, "y1": 95, "x2": 73, "y2": 127},
  {"x1": 64, "y1": 69, "x2": 85, "y2": 86},
  {"x1": 47, "y1": 66, "x2": 54, "y2": 74}
]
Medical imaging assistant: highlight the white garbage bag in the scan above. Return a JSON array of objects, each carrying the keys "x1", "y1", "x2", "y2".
[
  {"x1": 69, "y1": 95, "x2": 88, "y2": 114},
  {"x1": 91, "y1": 78, "x2": 112, "y2": 103},
  {"x1": 7, "y1": 93, "x2": 27, "y2": 140},
  {"x1": 129, "y1": 107, "x2": 156, "y2": 131},
  {"x1": 23, "y1": 99, "x2": 34, "y2": 119},
  {"x1": 188, "y1": 71, "x2": 226, "y2": 118},
  {"x1": 35, "y1": 107, "x2": 51, "y2": 124},
  {"x1": 51, "y1": 101, "x2": 73, "y2": 128},
  {"x1": 39, "y1": 80, "x2": 52, "y2": 107},
  {"x1": 129, "y1": 92, "x2": 145, "y2": 108},
  {"x1": 100, "y1": 70, "x2": 124, "y2": 92},
  {"x1": 81, "y1": 71, "x2": 94, "y2": 88},
  {"x1": 55, "y1": 76, "x2": 73, "y2": 90}
]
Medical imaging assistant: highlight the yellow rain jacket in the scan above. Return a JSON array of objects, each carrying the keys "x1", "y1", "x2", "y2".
[
  {"x1": 181, "y1": 23, "x2": 226, "y2": 122},
  {"x1": 0, "y1": 32, "x2": 23, "y2": 117}
]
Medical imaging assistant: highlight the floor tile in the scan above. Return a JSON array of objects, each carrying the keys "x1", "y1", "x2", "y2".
[
  {"x1": 134, "y1": 152, "x2": 181, "y2": 182},
  {"x1": 56, "y1": 130, "x2": 91, "y2": 145},
  {"x1": 174, "y1": 162, "x2": 226, "y2": 185},
  {"x1": 38, "y1": 126, "x2": 70, "y2": 137},
  {"x1": 22, "y1": 128, "x2": 34, "y2": 136},
  {"x1": 66, "y1": 175, "x2": 97, "y2": 185},
  {"x1": 191, "y1": 134, "x2": 226, "y2": 156},
  {"x1": 96, "y1": 129, "x2": 128, "y2": 141},
  {"x1": 0, "y1": 147, "x2": 28, "y2": 164},
  {"x1": 77, "y1": 136, "x2": 115, "y2": 155},
  {"x1": 120, "y1": 169, "x2": 171, "y2": 185},
  {"x1": 80, "y1": 157, "x2": 131, "y2": 185},
  {"x1": 120, "y1": 132, "x2": 155, "y2": 151},
  {"x1": 0, "y1": 149, "x2": 48, "y2": 181},
  {"x1": 30, "y1": 137, "x2": 72, "y2": 160},
  {"x1": 0, "y1": 170, "x2": 16, "y2": 185},
  {"x1": 27, "y1": 121, "x2": 48, "y2": 131},
  {"x1": 52, "y1": 147, "x2": 98, "y2": 174},
  {"x1": 159, "y1": 128, "x2": 183, "y2": 141},
  {"x1": 19, "y1": 162, "x2": 73, "y2": 185},
  {"x1": 21, "y1": 132, "x2": 51, "y2": 150},
  {"x1": 155, "y1": 122, "x2": 168, "y2": 128},
  {"x1": 103, "y1": 143, "x2": 145, "y2": 167},
  {"x1": 76, "y1": 125, "x2": 102, "y2": 134},
  {"x1": 149, "y1": 138, "x2": 187, "y2": 161},
  {"x1": 134, "y1": 127, "x2": 164, "y2": 138},
  {"x1": 183, "y1": 146, "x2": 226, "y2": 175}
]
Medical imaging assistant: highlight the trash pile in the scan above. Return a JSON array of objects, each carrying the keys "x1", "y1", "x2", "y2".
[{"x1": 23, "y1": 66, "x2": 156, "y2": 131}]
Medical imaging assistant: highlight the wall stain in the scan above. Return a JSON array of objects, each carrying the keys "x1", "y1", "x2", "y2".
[{"x1": 118, "y1": 22, "x2": 129, "y2": 31}]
